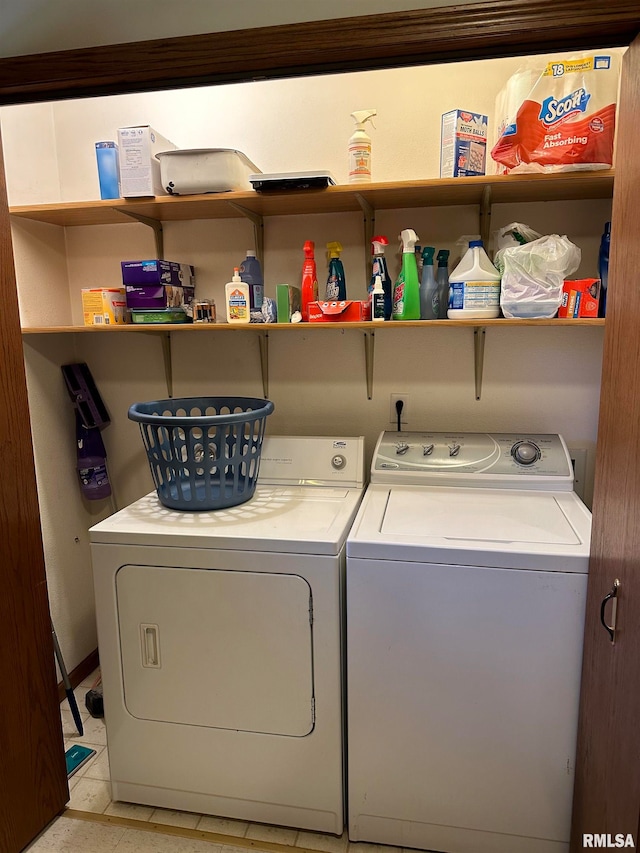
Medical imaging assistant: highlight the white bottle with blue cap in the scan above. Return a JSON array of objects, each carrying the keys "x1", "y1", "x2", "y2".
[{"x1": 447, "y1": 239, "x2": 501, "y2": 320}]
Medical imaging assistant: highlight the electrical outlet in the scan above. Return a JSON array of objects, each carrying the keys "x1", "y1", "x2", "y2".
[{"x1": 390, "y1": 393, "x2": 410, "y2": 428}]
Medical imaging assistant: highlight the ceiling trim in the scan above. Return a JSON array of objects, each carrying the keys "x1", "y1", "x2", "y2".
[{"x1": 0, "y1": 0, "x2": 638, "y2": 105}]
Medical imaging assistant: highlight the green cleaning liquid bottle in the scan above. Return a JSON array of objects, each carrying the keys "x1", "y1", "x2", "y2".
[
  {"x1": 392, "y1": 229, "x2": 420, "y2": 321},
  {"x1": 419, "y1": 246, "x2": 438, "y2": 319},
  {"x1": 326, "y1": 241, "x2": 347, "y2": 300}
]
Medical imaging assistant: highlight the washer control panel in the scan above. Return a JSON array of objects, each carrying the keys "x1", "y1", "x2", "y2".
[{"x1": 371, "y1": 431, "x2": 574, "y2": 490}]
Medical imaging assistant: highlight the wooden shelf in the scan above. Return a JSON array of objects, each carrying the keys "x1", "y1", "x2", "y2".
[
  {"x1": 9, "y1": 171, "x2": 615, "y2": 227},
  {"x1": 21, "y1": 318, "x2": 605, "y2": 334}
]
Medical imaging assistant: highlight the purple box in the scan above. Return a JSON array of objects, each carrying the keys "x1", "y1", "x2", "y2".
[
  {"x1": 121, "y1": 259, "x2": 195, "y2": 288},
  {"x1": 125, "y1": 283, "x2": 195, "y2": 310}
]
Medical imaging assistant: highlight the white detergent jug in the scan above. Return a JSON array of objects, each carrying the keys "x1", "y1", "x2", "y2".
[{"x1": 447, "y1": 240, "x2": 501, "y2": 320}]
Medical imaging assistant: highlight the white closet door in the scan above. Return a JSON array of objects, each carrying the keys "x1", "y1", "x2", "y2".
[{"x1": 116, "y1": 564, "x2": 314, "y2": 736}]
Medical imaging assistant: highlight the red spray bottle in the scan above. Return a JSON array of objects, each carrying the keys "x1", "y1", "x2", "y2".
[{"x1": 300, "y1": 240, "x2": 319, "y2": 322}]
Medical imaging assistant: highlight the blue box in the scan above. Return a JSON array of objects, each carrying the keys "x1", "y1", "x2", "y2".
[
  {"x1": 440, "y1": 110, "x2": 488, "y2": 177},
  {"x1": 95, "y1": 141, "x2": 121, "y2": 199}
]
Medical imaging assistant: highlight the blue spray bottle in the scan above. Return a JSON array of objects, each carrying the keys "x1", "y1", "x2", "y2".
[
  {"x1": 436, "y1": 249, "x2": 450, "y2": 319},
  {"x1": 370, "y1": 235, "x2": 393, "y2": 320},
  {"x1": 598, "y1": 222, "x2": 611, "y2": 318},
  {"x1": 326, "y1": 242, "x2": 347, "y2": 300}
]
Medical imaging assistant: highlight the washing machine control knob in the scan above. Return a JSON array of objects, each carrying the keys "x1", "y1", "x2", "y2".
[
  {"x1": 449, "y1": 443, "x2": 461, "y2": 457},
  {"x1": 396, "y1": 442, "x2": 410, "y2": 455},
  {"x1": 511, "y1": 441, "x2": 540, "y2": 465},
  {"x1": 423, "y1": 444, "x2": 434, "y2": 456},
  {"x1": 332, "y1": 454, "x2": 346, "y2": 470}
]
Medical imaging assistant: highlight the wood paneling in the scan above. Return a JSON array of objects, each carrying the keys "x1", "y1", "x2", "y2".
[
  {"x1": 570, "y1": 35, "x2": 640, "y2": 843},
  {"x1": 0, "y1": 0, "x2": 638, "y2": 104},
  {"x1": 0, "y1": 129, "x2": 68, "y2": 853}
]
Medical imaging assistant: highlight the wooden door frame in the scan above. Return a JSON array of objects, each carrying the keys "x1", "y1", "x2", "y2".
[
  {"x1": 0, "y1": 0, "x2": 638, "y2": 105},
  {"x1": 0, "y1": 0, "x2": 638, "y2": 848}
]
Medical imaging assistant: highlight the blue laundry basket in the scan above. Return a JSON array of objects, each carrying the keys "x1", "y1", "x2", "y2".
[{"x1": 128, "y1": 396, "x2": 275, "y2": 511}]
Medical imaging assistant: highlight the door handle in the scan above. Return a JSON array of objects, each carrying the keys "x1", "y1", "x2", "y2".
[{"x1": 599, "y1": 579, "x2": 620, "y2": 643}]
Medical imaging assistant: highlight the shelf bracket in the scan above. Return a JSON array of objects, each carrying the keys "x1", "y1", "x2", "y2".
[
  {"x1": 355, "y1": 193, "x2": 375, "y2": 280},
  {"x1": 228, "y1": 202, "x2": 265, "y2": 264},
  {"x1": 258, "y1": 331, "x2": 269, "y2": 398},
  {"x1": 161, "y1": 332, "x2": 173, "y2": 398},
  {"x1": 364, "y1": 330, "x2": 375, "y2": 400},
  {"x1": 474, "y1": 326, "x2": 486, "y2": 401},
  {"x1": 115, "y1": 209, "x2": 164, "y2": 259},
  {"x1": 479, "y1": 185, "x2": 492, "y2": 247}
]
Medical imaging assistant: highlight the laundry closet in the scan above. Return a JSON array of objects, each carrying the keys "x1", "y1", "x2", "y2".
[{"x1": 2, "y1": 8, "x2": 639, "y2": 848}]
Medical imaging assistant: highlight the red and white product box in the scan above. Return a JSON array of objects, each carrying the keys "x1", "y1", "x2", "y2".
[
  {"x1": 558, "y1": 278, "x2": 601, "y2": 318},
  {"x1": 307, "y1": 300, "x2": 371, "y2": 323}
]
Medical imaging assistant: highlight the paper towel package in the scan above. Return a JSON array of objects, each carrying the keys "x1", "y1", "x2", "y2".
[{"x1": 491, "y1": 54, "x2": 620, "y2": 174}]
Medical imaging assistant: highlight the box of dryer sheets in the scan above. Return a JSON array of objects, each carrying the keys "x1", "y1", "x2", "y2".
[
  {"x1": 440, "y1": 109, "x2": 489, "y2": 177},
  {"x1": 117, "y1": 126, "x2": 177, "y2": 197},
  {"x1": 275, "y1": 284, "x2": 302, "y2": 322},
  {"x1": 308, "y1": 300, "x2": 371, "y2": 323},
  {"x1": 558, "y1": 278, "x2": 601, "y2": 318},
  {"x1": 82, "y1": 288, "x2": 128, "y2": 326},
  {"x1": 122, "y1": 259, "x2": 195, "y2": 310}
]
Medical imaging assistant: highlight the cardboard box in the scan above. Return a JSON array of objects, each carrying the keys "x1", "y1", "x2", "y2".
[
  {"x1": 276, "y1": 284, "x2": 302, "y2": 323},
  {"x1": 95, "y1": 141, "x2": 120, "y2": 199},
  {"x1": 121, "y1": 259, "x2": 195, "y2": 288},
  {"x1": 82, "y1": 288, "x2": 128, "y2": 326},
  {"x1": 558, "y1": 278, "x2": 601, "y2": 318},
  {"x1": 307, "y1": 300, "x2": 371, "y2": 323},
  {"x1": 125, "y1": 284, "x2": 195, "y2": 311},
  {"x1": 440, "y1": 109, "x2": 488, "y2": 177},
  {"x1": 117, "y1": 126, "x2": 177, "y2": 197}
]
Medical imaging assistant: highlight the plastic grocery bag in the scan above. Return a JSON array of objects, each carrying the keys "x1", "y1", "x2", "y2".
[
  {"x1": 495, "y1": 235, "x2": 581, "y2": 319},
  {"x1": 494, "y1": 222, "x2": 542, "y2": 252},
  {"x1": 491, "y1": 53, "x2": 620, "y2": 174}
]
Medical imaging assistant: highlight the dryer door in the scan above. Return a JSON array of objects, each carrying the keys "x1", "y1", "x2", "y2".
[{"x1": 116, "y1": 565, "x2": 314, "y2": 736}]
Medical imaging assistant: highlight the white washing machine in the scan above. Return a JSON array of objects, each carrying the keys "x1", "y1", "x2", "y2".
[
  {"x1": 90, "y1": 435, "x2": 365, "y2": 834},
  {"x1": 346, "y1": 431, "x2": 592, "y2": 853}
]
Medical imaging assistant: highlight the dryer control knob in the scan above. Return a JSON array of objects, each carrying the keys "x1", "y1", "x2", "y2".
[
  {"x1": 332, "y1": 454, "x2": 346, "y2": 470},
  {"x1": 449, "y1": 443, "x2": 461, "y2": 457},
  {"x1": 512, "y1": 441, "x2": 540, "y2": 465}
]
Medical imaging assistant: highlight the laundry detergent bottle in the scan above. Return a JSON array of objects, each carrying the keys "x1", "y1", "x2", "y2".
[
  {"x1": 447, "y1": 240, "x2": 501, "y2": 320},
  {"x1": 238, "y1": 250, "x2": 264, "y2": 310},
  {"x1": 326, "y1": 242, "x2": 347, "y2": 300},
  {"x1": 419, "y1": 246, "x2": 439, "y2": 320},
  {"x1": 436, "y1": 249, "x2": 450, "y2": 319},
  {"x1": 301, "y1": 240, "x2": 319, "y2": 322},
  {"x1": 392, "y1": 229, "x2": 421, "y2": 321},
  {"x1": 370, "y1": 235, "x2": 392, "y2": 320}
]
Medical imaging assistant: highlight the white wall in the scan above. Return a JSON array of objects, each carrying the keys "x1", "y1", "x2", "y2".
[
  {"x1": 0, "y1": 0, "x2": 489, "y2": 57},
  {"x1": 3, "y1": 49, "x2": 614, "y2": 672}
]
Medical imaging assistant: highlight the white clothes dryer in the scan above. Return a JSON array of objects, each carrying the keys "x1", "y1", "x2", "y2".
[
  {"x1": 90, "y1": 435, "x2": 365, "y2": 834},
  {"x1": 346, "y1": 431, "x2": 592, "y2": 853}
]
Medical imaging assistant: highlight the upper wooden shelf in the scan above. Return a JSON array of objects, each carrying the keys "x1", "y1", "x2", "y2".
[{"x1": 9, "y1": 171, "x2": 615, "y2": 227}]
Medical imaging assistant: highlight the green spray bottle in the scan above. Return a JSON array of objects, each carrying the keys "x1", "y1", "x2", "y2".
[{"x1": 392, "y1": 229, "x2": 420, "y2": 320}]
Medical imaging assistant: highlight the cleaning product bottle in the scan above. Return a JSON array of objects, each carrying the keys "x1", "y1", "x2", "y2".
[
  {"x1": 436, "y1": 249, "x2": 450, "y2": 319},
  {"x1": 369, "y1": 235, "x2": 393, "y2": 320},
  {"x1": 326, "y1": 242, "x2": 347, "y2": 300},
  {"x1": 392, "y1": 229, "x2": 421, "y2": 321},
  {"x1": 76, "y1": 412, "x2": 111, "y2": 500},
  {"x1": 348, "y1": 109, "x2": 377, "y2": 184},
  {"x1": 225, "y1": 267, "x2": 250, "y2": 324},
  {"x1": 238, "y1": 250, "x2": 264, "y2": 310},
  {"x1": 598, "y1": 221, "x2": 611, "y2": 318},
  {"x1": 370, "y1": 274, "x2": 386, "y2": 322},
  {"x1": 447, "y1": 240, "x2": 501, "y2": 320},
  {"x1": 415, "y1": 244, "x2": 424, "y2": 279},
  {"x1": 419, "y1": 247, "x2": 439, "y2": 320},
  {"x1": 301, "y1": 240, "x2": 319, "y2": 322}
]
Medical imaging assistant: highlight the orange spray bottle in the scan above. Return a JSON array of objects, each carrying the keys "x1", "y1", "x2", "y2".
[{"x1": 301, "y1": 240, "x2": 319, "y2": 321}]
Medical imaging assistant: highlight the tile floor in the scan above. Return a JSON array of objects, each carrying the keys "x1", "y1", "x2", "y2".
[{"x1": 27, "y1": 670, "x2": 404, "y2": 853}]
